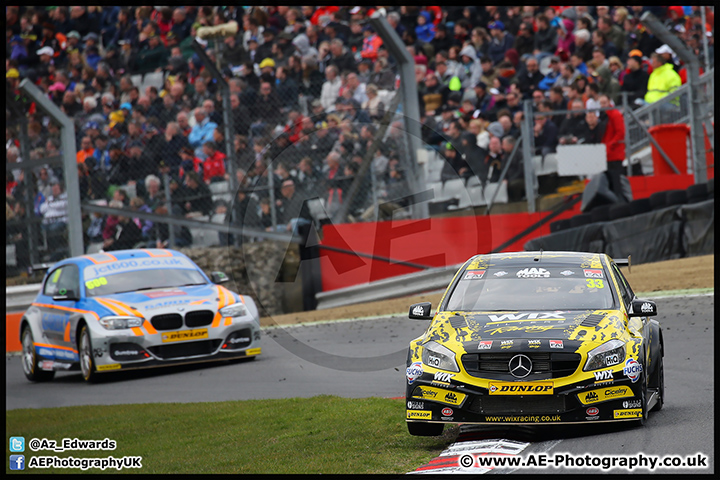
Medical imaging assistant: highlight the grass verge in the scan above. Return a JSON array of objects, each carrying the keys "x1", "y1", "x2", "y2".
[{"x1": 6, "y1": 396, "x2": 456, "y2": 474}]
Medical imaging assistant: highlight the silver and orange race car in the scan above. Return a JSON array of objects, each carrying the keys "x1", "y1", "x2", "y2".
[
  {"x1": 405, "y1": 251, "x2": 664, "y2": 435},
  {"x1": 20, "y1": 248, "x2": 261, "y2": 382}
]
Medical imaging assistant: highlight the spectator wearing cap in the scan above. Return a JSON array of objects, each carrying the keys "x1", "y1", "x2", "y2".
[
  {"x1": 594, "y1": 64, "x2": 621, "y2": 105},
  {"x1": 644, "y1": 51, "x2": 681, "y2": 104},
  {"x1": 135, "y1": 33, "x2": 168, "y2": 74},
  {"x1": 622, "y1": 54, "x2": 649, "y2": 106},
  {"x1": 255, "y1": 27, "x2": 277, "y2": 62},
  {"x1": 487, "y1": 21, "x2": 515, "y2": 65},
  {"x1": 440, "y1": 141, "x2": 471, "y2": 184},
  {"x1": 361, "y1": 24, "x2": 383, "y2": 61}
]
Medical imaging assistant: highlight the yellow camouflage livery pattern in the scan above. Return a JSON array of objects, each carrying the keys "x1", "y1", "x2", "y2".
[{"x1": 408, "y1": 252, "x2": 645, "y2": 393}]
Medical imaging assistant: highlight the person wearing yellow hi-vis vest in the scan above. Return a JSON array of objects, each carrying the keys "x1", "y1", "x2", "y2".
[{"x1": 644, "y1": 52, "x2": 681, "y2": 104}]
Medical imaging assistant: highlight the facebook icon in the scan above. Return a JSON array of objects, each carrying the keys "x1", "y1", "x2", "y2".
[{"x1": 10, "y1": 454, "x2": 25, "y2": 470}]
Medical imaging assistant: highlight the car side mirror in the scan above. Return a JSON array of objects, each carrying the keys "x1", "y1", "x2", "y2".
[
  {"x1": 53, "y1": 289, "x2": 80, "y2": 302},
  {"x1": 409, "y1": 302, "x2": 433, "y2": 320},
  {"x1": 629, "y1": 299, "x2": 657, "y2": 317},
  {"x1": 211, "y1": 271, "x2": 230, "y2": 284}
]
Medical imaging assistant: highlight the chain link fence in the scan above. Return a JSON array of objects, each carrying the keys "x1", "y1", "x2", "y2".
[
  {"x1": 8, "y1": 32, "x2": 419, "y2": 268},
  {"x1": 6, "y1": 104, "x2": 70, "y2": 276}
]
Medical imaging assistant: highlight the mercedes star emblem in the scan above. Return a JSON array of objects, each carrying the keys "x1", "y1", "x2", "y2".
[{"x1": 509, "y1": 354, "x2": 533, "y2": 379}]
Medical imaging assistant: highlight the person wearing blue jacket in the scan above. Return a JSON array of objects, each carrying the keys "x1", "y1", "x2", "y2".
[
  {"x1": 416, "y1": 11, "x2": 436, "y2": 44},
  {"x1": 486, "y1": 21, "x2": 515, "y2": 65},
  {"x1": 188, "y1": 107, "x2": 217, "y2": 159}
]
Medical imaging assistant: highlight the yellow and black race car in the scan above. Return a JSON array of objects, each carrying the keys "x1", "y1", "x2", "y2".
[{"x1": 405, "y1": 251, "x2": 664, "y2": 435}]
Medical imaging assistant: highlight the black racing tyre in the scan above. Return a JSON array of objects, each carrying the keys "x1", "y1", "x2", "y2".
[
  {"x1": 665, "y1": 189, "x2": 687, "y2": 207},
  {"x1": 651, "y1": 347, "x2": 664, "y2": 412},
  {"x1": 408, "y1": 422, "x2": 444, "y2": 436},
  {"x1": 649, "y1": 191, "x2": 667, "y2": 210},
  {"x1": 569, "y1": 213, "x2": 592, "y2": 228},
  {"x1": 608, "y1": 203, "x2": 632, "y2": 220},
  {"x1": 686, "y1": 183, "x2": 708, "y2": 203},
  {"x1": 78, "y1": 325, "x2": 99, "y2": 383},
  {"x1": 636, "y1": 366, "x2": 648, "y2": 427},
  {"x1": 628, "y1": 198, "x2": 652, "y2": 216},
  {"x1": 21, "y1": 327, "x2": 55, "y2": 382},
  {"x1": 590, "y1": 204, "x2": 612, "y2": 223}
]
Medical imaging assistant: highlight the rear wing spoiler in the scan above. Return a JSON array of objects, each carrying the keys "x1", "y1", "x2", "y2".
[
  {"x1": 614, "y1": 255, "x2": 631, "y2": 273},
  {"x1": 30, "y1": 263, "x2": 54, "y2": 275}
]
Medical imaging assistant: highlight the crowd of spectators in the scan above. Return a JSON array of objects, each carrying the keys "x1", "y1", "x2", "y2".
[{"x1": 6, "y1": 6, "x2": 714, "y2": 261}]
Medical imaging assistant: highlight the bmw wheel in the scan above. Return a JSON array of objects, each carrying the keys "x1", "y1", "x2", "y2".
[
  {"x1": 21, "y1": 327, "x2": 55, "y2": 382},
  {"x1": 78, "y1": 325, "x2": 98, "y2": 383},
  {"x1": 408, "y1": 422, "x2": 444, "y2": 436}
]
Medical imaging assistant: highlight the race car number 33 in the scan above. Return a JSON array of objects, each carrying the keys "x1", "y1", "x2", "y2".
[{"x1": 162, "y1": 328, "x2": 209, "y2": 343}]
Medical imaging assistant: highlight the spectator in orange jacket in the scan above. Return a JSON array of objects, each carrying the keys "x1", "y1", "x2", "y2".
[{"x1": 361, "y1": 24, "x2": 383, "y2": 61}]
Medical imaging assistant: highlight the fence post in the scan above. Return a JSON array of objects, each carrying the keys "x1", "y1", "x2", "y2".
[
  {"x1": 521, "y1": 100, "x2": 537, "y2": 214},
  {"x1": 622, "y1": 92, "x2": 633, "y2": 177},
  {"x1": 19, "y1": 78, "x2": 84, "y2": 258},
  {"x1": 162, "y1": 173, "x2": 175, "y2": 247}
]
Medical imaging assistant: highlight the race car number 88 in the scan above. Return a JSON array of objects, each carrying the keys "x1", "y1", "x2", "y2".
[
  {"x1": 85, "y1": 277, "x2": 108, "y2": 290},
  {"x1": 586, "y1": 279, "x2": 604, "y2": 288}
]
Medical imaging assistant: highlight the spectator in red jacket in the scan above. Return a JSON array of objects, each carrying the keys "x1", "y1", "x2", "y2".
[
  {"x1": 201, "y1": 141, "x2": 227, "y2": 184},
  {"x1": 598, "y1": 94, "x2": 625, "y2": 170}
]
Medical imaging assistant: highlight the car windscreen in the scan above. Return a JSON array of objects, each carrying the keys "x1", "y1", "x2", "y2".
[
  {"x1": 445, "y1": 266, "x2": 614, "y2": 311},
  {"x1": 83, "y1": 257, "x2": 207, "y2": 296}
]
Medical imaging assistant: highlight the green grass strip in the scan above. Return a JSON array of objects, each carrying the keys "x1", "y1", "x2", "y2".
[
  {"x1": 6, "y1": 396, "x2": 456, "y2": 474},
  {"x1": 637, "y1": 287, "x2": 714, "y2": 298}
]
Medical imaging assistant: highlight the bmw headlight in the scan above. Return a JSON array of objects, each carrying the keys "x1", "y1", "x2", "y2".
[
  {"x1": 219, "y1": 302, "x2": 249, "y2": 318},
  {"x1": 583, "y1": 339, "x2": 626, "y2": 371},
  {"x1": 99, "y1": 316, "x2": 144, "y2": 330},
  {"x1": 422, "y1": 341, "x2": 459, "y2": 372}
]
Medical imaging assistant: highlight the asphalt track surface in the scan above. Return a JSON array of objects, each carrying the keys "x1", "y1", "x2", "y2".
[{"x1": 6, "y1": 294, "x2": 714, "y2": 473}]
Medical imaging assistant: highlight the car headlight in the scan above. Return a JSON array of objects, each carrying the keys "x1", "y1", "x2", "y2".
[
  {"x1": 422, "y1": 340, "x2": 459, "y2": 372},
  {"x1": 219, "y1": 302, "x2": 249, "y2": 318},
  {"x1": 99, "y1": 316, "x2": 144, "y2": 330},
  {"x1": 583, "y1": 339, "x2": 626, "y2": 371}
]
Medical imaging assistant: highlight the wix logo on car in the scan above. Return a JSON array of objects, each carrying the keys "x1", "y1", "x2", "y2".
[
  {"x1": 560, "y1": 270, "x2": 575, "y2": 276},
  {"x1": 494, "y1": 271, "x2": 508, "y2": 277},
  {"x1": 593, "y1": 369, "x2": 614, "y2": 381},
  {"x1": 434, "y1": 371, "x2": 455, "y2": 383},
  {"x1": 516, "y1": 267, "x2": 550, "y2": 278}
]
